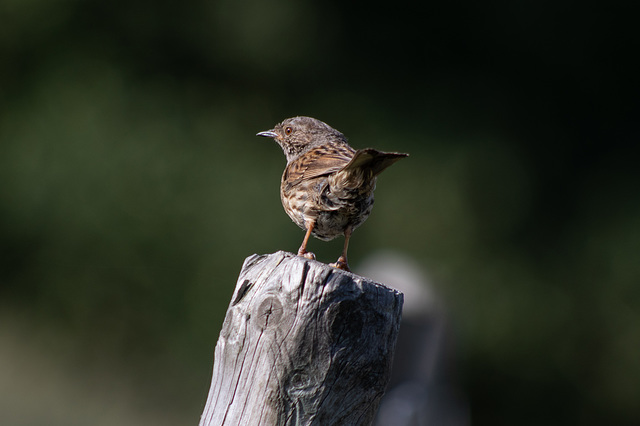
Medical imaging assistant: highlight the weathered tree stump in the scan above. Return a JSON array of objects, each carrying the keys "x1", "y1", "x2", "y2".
[{"x1": 199, "y1": 251, "x2": 404, "y2": 426}]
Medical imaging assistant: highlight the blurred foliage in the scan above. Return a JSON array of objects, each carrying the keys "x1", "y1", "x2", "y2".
[{"x1": 1, "y1": 0, "x2": 638, "y2": 425}]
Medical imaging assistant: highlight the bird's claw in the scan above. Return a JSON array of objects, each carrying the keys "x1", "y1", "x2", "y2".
[
  {"x1": 297, "y1": 250, "x2": 316, "y2": 260},
  {"x1": 330, "y1": 257, "x2": 350, "y2": 272}
]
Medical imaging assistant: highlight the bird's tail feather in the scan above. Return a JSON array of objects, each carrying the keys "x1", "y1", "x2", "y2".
[{"x1": 343, "y1": 148, "x2": 409, "y2": 176}]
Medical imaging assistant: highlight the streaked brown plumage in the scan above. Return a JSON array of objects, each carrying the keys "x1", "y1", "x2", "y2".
[{"x1": 257, "y1": 116, "x2": 408, "y2": 271}]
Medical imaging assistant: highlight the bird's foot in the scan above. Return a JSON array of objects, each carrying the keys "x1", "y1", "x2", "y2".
[
  {"x1": 330, "y1": 256, "x2": 350, "y2": 272},
  {"x1": 297, "y1": 249, "x2": 316, "y2": 260}
]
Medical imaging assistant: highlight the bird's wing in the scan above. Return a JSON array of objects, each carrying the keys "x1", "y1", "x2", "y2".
[{"x1": 284, "y1": 144, "x2": 355, "y2": 188}]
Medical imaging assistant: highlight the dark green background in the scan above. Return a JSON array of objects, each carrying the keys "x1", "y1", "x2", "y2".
[{"x1": 1, "y1": 1, "x2": 638, "y2": 425}]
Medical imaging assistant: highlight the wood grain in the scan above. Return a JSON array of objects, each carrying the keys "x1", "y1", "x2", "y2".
[{"x1": 199, "y1": 251, "x2": 403, "y2": 426}]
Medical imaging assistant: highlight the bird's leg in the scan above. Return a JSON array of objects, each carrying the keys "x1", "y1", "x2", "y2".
[
  {"x1": 297, "y1": 221, "x2": 316, "y2": 260},
  {"x1": 330, "y1": 226, "x2": 352, "y2": 272}
]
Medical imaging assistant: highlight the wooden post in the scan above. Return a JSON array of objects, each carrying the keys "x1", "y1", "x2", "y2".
[{"x1": 199, "y1": 251, "x2": 404, "y2": 426}]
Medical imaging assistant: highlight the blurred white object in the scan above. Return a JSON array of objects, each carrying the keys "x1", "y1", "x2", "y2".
[{"x1": 356, "y1": 251, "x2": 469, "y2": 426}]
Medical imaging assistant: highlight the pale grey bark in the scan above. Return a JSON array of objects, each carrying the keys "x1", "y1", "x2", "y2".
[{"x1": 199, "y1": 251, "x2": 403, "y2": 426}]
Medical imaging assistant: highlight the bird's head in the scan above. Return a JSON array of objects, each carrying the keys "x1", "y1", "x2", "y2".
[{"x1": 257, "y1": 116, "x2": 347, "y2": 162}]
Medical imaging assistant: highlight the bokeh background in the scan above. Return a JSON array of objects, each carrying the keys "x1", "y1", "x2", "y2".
[{"x1": 1, "y1": 1, "x2": 638, "y2": 425}]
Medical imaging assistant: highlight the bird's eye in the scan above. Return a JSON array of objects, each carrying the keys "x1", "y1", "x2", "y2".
[{"x1": 285, "y1": 127, "x2": 293, "y2": 135}]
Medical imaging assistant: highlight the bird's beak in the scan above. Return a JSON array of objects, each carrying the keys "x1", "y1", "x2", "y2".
[{"x1": 256, "y1": 130, "x2": 278, "y2": 138}]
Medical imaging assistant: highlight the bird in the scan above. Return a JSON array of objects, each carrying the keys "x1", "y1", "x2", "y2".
[{"x1": 257, "y1": 116, "x2": 408, "y2": 272}]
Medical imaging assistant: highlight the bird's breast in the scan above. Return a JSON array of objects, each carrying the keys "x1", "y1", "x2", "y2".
[{"x1": 280, "y1": 171, "x2": 376, "y2": 241}]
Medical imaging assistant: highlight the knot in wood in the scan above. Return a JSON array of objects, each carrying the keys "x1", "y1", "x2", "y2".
[
  {"x1": 253, "y1": 295, "x2": 284, "y2": 330},
  {"x1": 285, "y1": 370, "x2": 313, "y2": 398}
]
